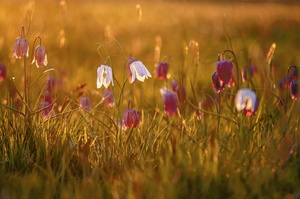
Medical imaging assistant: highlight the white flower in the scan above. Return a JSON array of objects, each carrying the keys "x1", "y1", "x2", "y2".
[
  {"x1": 129, "y1": 61, "x2": 152, "y2": 83},
  {"x1": 97, "y1": 65, "x2": 114, "y2": 89},
  {"x1": 235, "y1": 88, "x2": 257, "y2": 112}
]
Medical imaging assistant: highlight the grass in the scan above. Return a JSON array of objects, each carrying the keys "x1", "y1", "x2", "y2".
[{"x1": 1, "y1": 0, "x2": 300, "y2": 198}]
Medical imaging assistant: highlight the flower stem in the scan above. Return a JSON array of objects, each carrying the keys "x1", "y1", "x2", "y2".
[{"x1": 223, "y1": 49, "x2": 241, "y2": 90}]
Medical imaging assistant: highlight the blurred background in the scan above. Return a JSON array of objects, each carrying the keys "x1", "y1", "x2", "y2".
[{"x1": 0, "y1": 0, "x2": 300, "y2": 108}]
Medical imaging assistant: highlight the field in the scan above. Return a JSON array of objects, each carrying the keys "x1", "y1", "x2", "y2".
[{"x1": 1, "y1": 0, "x2": 300, "y2": 198}]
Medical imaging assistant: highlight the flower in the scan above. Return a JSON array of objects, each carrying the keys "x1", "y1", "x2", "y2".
[
  {"x1": 171, "y1": 79, "x2": 186, "y2": 103},
  {"x1": 46, "y1": 77, "x2": 56, "y2": 93},
  {"x1": 39, "y1": 92, "x2": 54, "y2": 119},
  {"x1": 160, "y1": 87, "x2": 178, "y2": 116},
  {"x1": 13, "y1": 37, "x2": 29, "y2": 59},
  {"x1": 277, "y1": 66, "x2": 298, "y2": 89},
  {"x1": 212, "y1": 72, "x2": 225, "y2": 93},
  {"x1": 235, "y1": 88, "x2": 258, "y2": 114},
  {"x1": 122, "y1": 109, "x2": 140, "y2": 129},
  {"x1": 80, "y1": 97, "x2": 92, "y2": 112},
  {"x1": 156, "y1": 62, "x2": 169, "y2": 79},
  {"x1": 290, "y1": 80, "x2": 298, "y2": 100},
  {"x1": 243, "y1": 99, "x2": 259, "y2": 116},
  {"x1": 126, "y1": 57, "x2": 151, "y2": 83},
  {"x1": 32, "y1": 45, "x2": 48, "y2": 68},
  {"x1": 97, "y1": 65, "x2": 114, "y2": 88},
  {"x1": 216, "y1": 60, "x2": 233, "y2": 85},
  {"x1": 242, "y1": 66, "x2": 257, "y2": 82},
  {"x1": 103, "y1": 90, "x2": 115, "y2": 107},
  {"x1": 0, "y1": 64, "x2": 6, "y2": 82}
]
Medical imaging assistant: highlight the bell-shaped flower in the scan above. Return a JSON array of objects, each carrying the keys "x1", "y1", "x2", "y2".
[
  {"x1": 216, "y1": 60, "x2": 233, "y2": 85},
  {"x1": 103, "y1": 90, "x2": 115, "y2": 107},
  {"x1": 156, "y1": 62, "x2": 169, "y2": 79},
  {"x1": 97, "y1": 65, "x2": 114, "y2": 88},
  {"x1": 39, "y1": 92, "x2": 54, "y2": 119},
  {"x1": 235, "y1": 88, "x2": 258, "y2": 114},
  {"x1": 0, "y1": 64, "x2": 6, "y2": 82},
  {"x1": 243, "y1": 98, "x2": 259, "y2": 116},
  {"x1": 126, "y1": 57, "x2": 151, "y2": 83},
  {"x1": 80, "y1": 97, "x2": 92, "y2": 112},
  {"x1": 122, "y1": 109, "x2": 140, "y2": 129},
  {"x1": 278, "y1": 66, "x2": 298, "y2": 89},
  {"x1": 242, "y1": 65, "x2": 257, "y2": 82},
  {"x1": 160, "y1": 87, "x2": 178, "y2": 116},
  {"x1": 171, "y1": 79, "x2": 186, "y2": 103},
  {"x1": 46, "y1": 77, "x2": 56, "y2": 93},
  {"x1": 290, "y1": 80, "x2": 299, "y2": 100},
  {"x1": 32, "y1": 45, "x2": 48, "y2": 68},
  {"x1": 212, "y1": 72, "x2": 225, "y2": 93},
  {"x1": 13, "y1": 37, "x2": 29, "y2": 59}
]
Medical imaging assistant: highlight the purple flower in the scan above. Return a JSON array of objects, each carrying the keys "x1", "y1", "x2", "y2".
[
  {"x1": 156, "y1": 62, "x2": 169, "y2": 79},
  {"x1": 103, "y1": 90, "x2": 115, "y2": 107},
  {"x1": 160, "y1": 87, "x2": 178, "y2": 116},
  {"x1": 290, "y1": 80, "x2": 299, "y2": 100},
  {"x1": 216, "y1": 60, "x2": 233, "y2": 85},
  {"x1": 242, "y1": 66, "x2": 257, "y2": 82},
  {"x1": 278, "y1": 66, "x2": 298, "y2": 89},
  {"x1": 80, "y1": 97, "x2": 92, "y2": 112},
  {"x1": 0, "y1": 64, "x2": 6, "y2": 82},
  {"x1": 39, "y1": 92, "x2": 54, "y2": 119},
  {"x1": 212, "y1": 72, "x2": 225, "y2": 93},
  {"x1": 32, "y1": 45, "x2": 48, "y2": 68},
  {"x1": 122, "y1": 109, "x2": 140, "y2": 129},
  {"x1": 13, "y1": 37, "x2": 29, "y2": 59},
  {"x1": 171, "y1": 79, "x2": 186, "y2": 103}
]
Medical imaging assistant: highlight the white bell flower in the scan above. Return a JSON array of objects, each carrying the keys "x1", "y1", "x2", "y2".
[
  {"x1": 97, "y1": 65, "x2": 114, "y2": 89},
  {"x1": 129, "y1": 60, "x2": 152, "y2": 83},
  {"x1": 235, "y1": 88, "x2": 257, "y2": 112}
]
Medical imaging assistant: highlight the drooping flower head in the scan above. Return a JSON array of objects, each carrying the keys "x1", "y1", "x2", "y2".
[
  {"x1": 46, "y1": 77, "x2": 56, "y2": 93},
  {"x1": 80, "y1": 97, "x2": 92, "y2": 112},
  {"x1": 0, "y1": 64, "x2": 6, "y2": 82},
  {"x1": 212, "y1": 72, "x2": 225, "y2": 93},
  {"x1": 235, "y1": 88, "x2": 258, "y2": 115},
  {"x1": 103, "y1": 90, "x2": 115, "y2": 107},
  {"x1": 216, "y1": 60, "x2": 233, "y2": 85},
  {"x1": 243, "y1": 99, "x2": 259, "y2": 116},
  {"x1": 156, "y1": 62, "x2": 169, "y2": 79},
  {"x1": 13, "y1": 37, "x2": 29, "y2": 59},
  {"x1": 126, "y1": 57, "x2": 152, "y2": 83},
  {"x1": 32, "y1": 45, "x2": 48, "y2": 68},
  {"x1": 290, "y1": 80, "x2": 299, "y2": 100},
  {"x1": 160, "y1": 87, "x2": 178, "y2": 116},
  {"x1": 171, "y1": 79, "x2": 186, "y2": 103},
  {"x1": 122, "y1": 109, "x2": 140, "y2": 129},
  {"x1": 39, "y1": 92, "x2": 54, "y2": 119},
  {"x1": 278, "y1": 66, "x2": 298, "y2": 89},
  {"x1": 97, "y1": 65, "x2": 114, "y2": 88},
  {"x1": 242, "y1": 65, "x2": 257, "y2": 82}
]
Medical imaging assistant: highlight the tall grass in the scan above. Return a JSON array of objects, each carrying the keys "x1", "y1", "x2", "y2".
[{"x1": 1, "y1": 1, "x2": 300, "y2": 198}]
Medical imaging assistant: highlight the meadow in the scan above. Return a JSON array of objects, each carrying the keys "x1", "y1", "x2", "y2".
[{"x1": 1, "y1": 0, "x2": 300, "y2": 198}]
